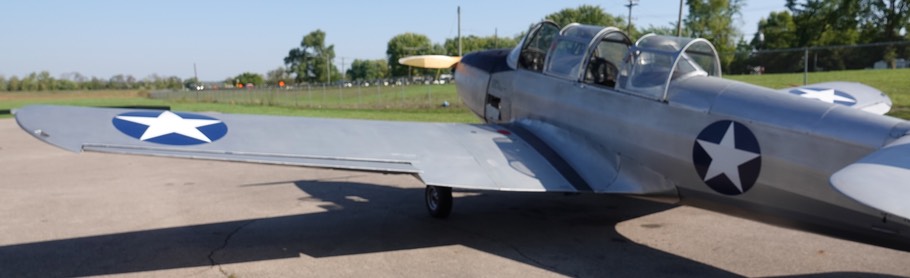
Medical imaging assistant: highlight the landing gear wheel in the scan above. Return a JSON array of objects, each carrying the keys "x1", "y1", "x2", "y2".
[{"x1": 425, "y1": 185, "x2": 453, "y2": 218}]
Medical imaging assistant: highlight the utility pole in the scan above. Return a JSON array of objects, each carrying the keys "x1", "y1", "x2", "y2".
[
  {"x1": 625, "y1": 0, "x2": 638, "y2": 34},
  {"x1": 458, "y1": 6, "x2": 462, "y2": 56},
  {"x1": 803, "y1": 47, "x2": 809, "y2": 85},
  {"x1": 193, "y1": 63, "x2": 198, "y2": 83},
  {"x1": 676, "y1": 0, "x2": 684, "y2": 36}
]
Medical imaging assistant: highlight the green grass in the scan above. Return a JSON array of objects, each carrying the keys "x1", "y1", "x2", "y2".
[
  {"x1": 0, "y1": 90, "x2": 165, "y2": 110},
  {"x1": 726, "y1": 68, "x2": 910, "y2": 118},
  {"x1": 167, "y1": 103, "x2": 478, "y2": 122},
  {"x1": 0, "y1": 87, "x2": 480, "y2": 123},
  {"x1": 158, "y1": 84, "x2": 463, "y2": 110},
  {"x1": 3, "y1": 69, "x2": 910, "y2": 121}
]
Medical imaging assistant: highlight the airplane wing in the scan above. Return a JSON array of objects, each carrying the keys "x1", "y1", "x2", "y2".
[
  {"x1": 14, "y1": 105, "x2": 596, "y2": 193},
  {"x1": 779, "y1": 82, "x2": 892, "y2": 115},
  {"x1": 831, "y1": 134, "x2": 910, "y2": 221}
]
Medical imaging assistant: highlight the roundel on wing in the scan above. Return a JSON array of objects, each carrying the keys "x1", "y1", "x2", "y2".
[
  {"x1": 692, "y1": 120, "x2": 761, "y2": 195},
  {"x1": 789, "y1": 88, "x2": 857, "y2": 106},
  {"x1": 112, "y1": 110, "x2": 228, "y2": 145}
]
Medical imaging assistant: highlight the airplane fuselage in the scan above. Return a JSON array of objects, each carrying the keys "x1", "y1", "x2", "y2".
[{"x1": 455, "y1": 47, "x2": 910, "y2": 247}]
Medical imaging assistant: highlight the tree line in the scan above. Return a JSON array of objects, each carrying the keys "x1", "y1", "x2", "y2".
[
  {"x1": 735, "y1": 0, "x2": 910, "y2": 73},
  {"x1": 4, "y1": 1, "x2": 907, "y2": 92},
  {"x1": 282, "y1": 30, "x2": 523, "y2": 84},
  {"x1": 279, "y1": 4, "x2": 652, "y2": 83},
  {"x1": 0, "y1": 71, "x2": 186, "y2": 92}
]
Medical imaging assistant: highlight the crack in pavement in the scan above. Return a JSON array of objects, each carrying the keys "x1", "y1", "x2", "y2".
[
  {"x1": 207, "y1": 220, "x2": 257, "y2": 277},
  {"x1": 437, "y1": 219, "x2": 568, "y2": 276}
]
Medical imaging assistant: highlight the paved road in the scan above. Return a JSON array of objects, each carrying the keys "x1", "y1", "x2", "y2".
[{"x1": 1, "y1": 118, "x2": 908, "y2": 277}]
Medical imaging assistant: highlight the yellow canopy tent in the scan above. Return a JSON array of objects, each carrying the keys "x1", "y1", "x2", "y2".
[{"x1": 398, "y1": 55, "x2": 461, "y2": 69}]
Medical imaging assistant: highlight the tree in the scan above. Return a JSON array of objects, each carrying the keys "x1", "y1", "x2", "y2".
[
  {"x1": 685, "y1": 0, "x2": 744, "y2": 73},
  {"x1": 126, "y1": 75, "x2": 137, "y2": 89},
  {"x1": 109, "y1": 74, "x2": 128, "y2": 90},
  {"x1": 544, "y1": 5, "x2": 626, "y2": 30},
  {"x1": 858, "y1": 0, "x2": 908, "y2": 42},
  {"x1": 745, "y1": 11, "x2": 804, "y2": 73},
  {"x1": 33, "y1": 71, "x2": 54, "y2": 91},
  {"x1": 55, "y1": 79, "x2": 77, "y2": 91},
  {"x1": 142, "y1": 74, "x2": 183, "y2": 90},
  {"x1": 858, "y1": 0, "x2": 910, "y2": 68},
  {"x1": 442, "y1": 35, "x2": 519, "y2": 56},
  {"x1": 183, "y1": 77, "x2": 199, "y2": 90},
  {"x1": 0, "y1": 75, "x2": 6, "y2": 92},
  {"x1": 284, "y1": 29, "x2": 340, "y2": 83},
  {"x1": 265, "y1": 67, "x2": 291, "y2": 86},
  {"x1": 231, "y1": 72, "x2": 264, "y2": 87},
  {"x1": 347, "y1": 59, "x2": 389, "y2": 81},
  {"x1": 386, "y1": 33, "x2": 439, "y2": 77},
  {"x1": 638, "y1": 25, "x2": 676, "y2": 36},
  {"x1": 727, "y1": 37, "x2": 754, "y2": 74},
  {"x1": 751, "y1": 11, "x2": 798, "y2": 50},
  {"x1": 92, "y1": 77, "x2": 108, "y2": 90},
  {"x1": 785, "y1": 0, "x2": 863, "y2": 46},
  {"x1": 143, "y1": 74, "x2": 162, "y2": 90},
  {"x1": 59, "y1": 72, "x2": 86, "y2": 90},
  {"x1": 164, "y1": 76, "x2": 183, "y2": 90},
  {"x1": 783, "y1": 0, "x2": 877, "y2": 70},
  {"x1": 7, "y1": 76, "x2": 20, "y2": 91},
  {"x1": 19, "y1": 72, "x2": 35, "y2": 91}
]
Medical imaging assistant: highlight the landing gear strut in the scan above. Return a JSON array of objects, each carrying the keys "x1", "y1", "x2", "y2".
[{"x1": 425, "y1": 185, "x2": 452, "y2": 218}]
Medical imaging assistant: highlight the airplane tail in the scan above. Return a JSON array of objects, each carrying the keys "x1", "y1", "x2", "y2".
[{"x1": 831, "y1": 133, "x2": 910, "y2": 221}]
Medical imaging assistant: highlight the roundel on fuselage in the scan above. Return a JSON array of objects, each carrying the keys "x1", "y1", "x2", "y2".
[{"x1": 692, "y1": 120, "x2": 761, "y2": 195}]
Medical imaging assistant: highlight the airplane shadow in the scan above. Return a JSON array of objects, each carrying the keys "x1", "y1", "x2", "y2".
[{"x1": 0, "y1": 179, "x2": 902, "y2": 277}]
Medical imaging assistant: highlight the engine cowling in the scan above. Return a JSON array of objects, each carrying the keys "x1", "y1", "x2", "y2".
[{"x1": 454, "y1": 49, "x2": 513, "y2": 121}]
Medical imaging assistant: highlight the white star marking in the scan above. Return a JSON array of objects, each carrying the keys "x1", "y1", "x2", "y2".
[
  {"x1": 697, "y1": 122, "x2": 760, "y2": 193},
  {"x1": 116, "y1": 111, "x2": 222, "y2": 142},
  {"x1": 795, "y1": 88, "x2": 856, "y2": 104}
]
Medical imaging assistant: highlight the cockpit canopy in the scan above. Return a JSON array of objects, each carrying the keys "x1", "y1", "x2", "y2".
[
  {"x1": 507, "y1": 21, "x2": 722, "y2": 101},
  {"x1": 624, "y1": 34, "x2": 722, "y2": 100}
]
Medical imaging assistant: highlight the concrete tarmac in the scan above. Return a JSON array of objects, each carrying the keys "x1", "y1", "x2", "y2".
[{"x1": 1, "y1": 118, "x2": 909, "y2": 277}]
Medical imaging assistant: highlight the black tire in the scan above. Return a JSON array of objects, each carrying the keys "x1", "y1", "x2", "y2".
[{"x1": 425, "y1": 185, "x2": 453, "y2": 218}]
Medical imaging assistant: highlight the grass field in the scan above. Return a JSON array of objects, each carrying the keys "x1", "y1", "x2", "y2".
[
  {"x1": 155, "y1": 84, "x2": 464, "y2": 110},
  {"x1": 727, "y1": 68, "x2": 910, "y2": 119},
  {"x1": 0, "y1": 86, "x2": 480, "y2": 123},
  {"x1": 3, "y1": 68, "x2": 909, "y2": 121}
]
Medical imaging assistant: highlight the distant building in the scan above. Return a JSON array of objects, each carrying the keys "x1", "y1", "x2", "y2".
[{"x1": 873, "y1": 58, "x2": 908, "y2": 69}]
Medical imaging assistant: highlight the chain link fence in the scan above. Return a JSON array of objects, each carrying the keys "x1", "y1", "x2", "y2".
[
  {"x1": 729, "y1": 41, "x2": 910, "y2": 84},
  {"x1": 150, "y1": 83, "x2": 460, "y2": 110}
]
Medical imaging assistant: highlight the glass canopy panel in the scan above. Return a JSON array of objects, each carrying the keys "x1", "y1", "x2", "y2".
[{"x1": 619, "y1": 35, "x2": 721, "y2": 100}]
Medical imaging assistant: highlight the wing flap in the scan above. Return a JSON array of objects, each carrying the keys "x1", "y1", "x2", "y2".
[
  {"x1": 831, "y1": 135, "x2": 910, "y2": 220},
  {"x1": 15, "y1": 105, "x2": 577, "y2": 192},
  {"x1": 82, "y1": 144, "x2": 420, "y2": 173}
]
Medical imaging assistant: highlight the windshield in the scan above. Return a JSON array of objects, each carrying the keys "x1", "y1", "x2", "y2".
[
  {"x1": 618, "y1": 35, "x2": 721, "y2": 100},
  {"x1": 545, "y1": 38, "x2": 588, "y2": 79}
]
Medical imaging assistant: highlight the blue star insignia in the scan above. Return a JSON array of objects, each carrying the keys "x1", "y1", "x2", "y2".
[
  {"x1": 693, "y1": 120, "x2": 762, "y2": 196},
  {"x1": 791, "y1": 88, "x2": 856, "y2": 106},
  {"x1": 112, "y1": 111, "x2": 228, "y2": 145},
  {"x1": 696, "y1": 122, "x2": 760, "y2": 193}
]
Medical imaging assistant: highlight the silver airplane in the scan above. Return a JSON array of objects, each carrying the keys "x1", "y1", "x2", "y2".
[{"x1": 14, "y1": 21, "x2": 910, "y2": 250}]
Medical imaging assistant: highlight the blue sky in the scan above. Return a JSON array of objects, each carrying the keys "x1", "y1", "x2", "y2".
[{"x1": 0, "y1": 0, "x2": 784, "y2": 81}]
